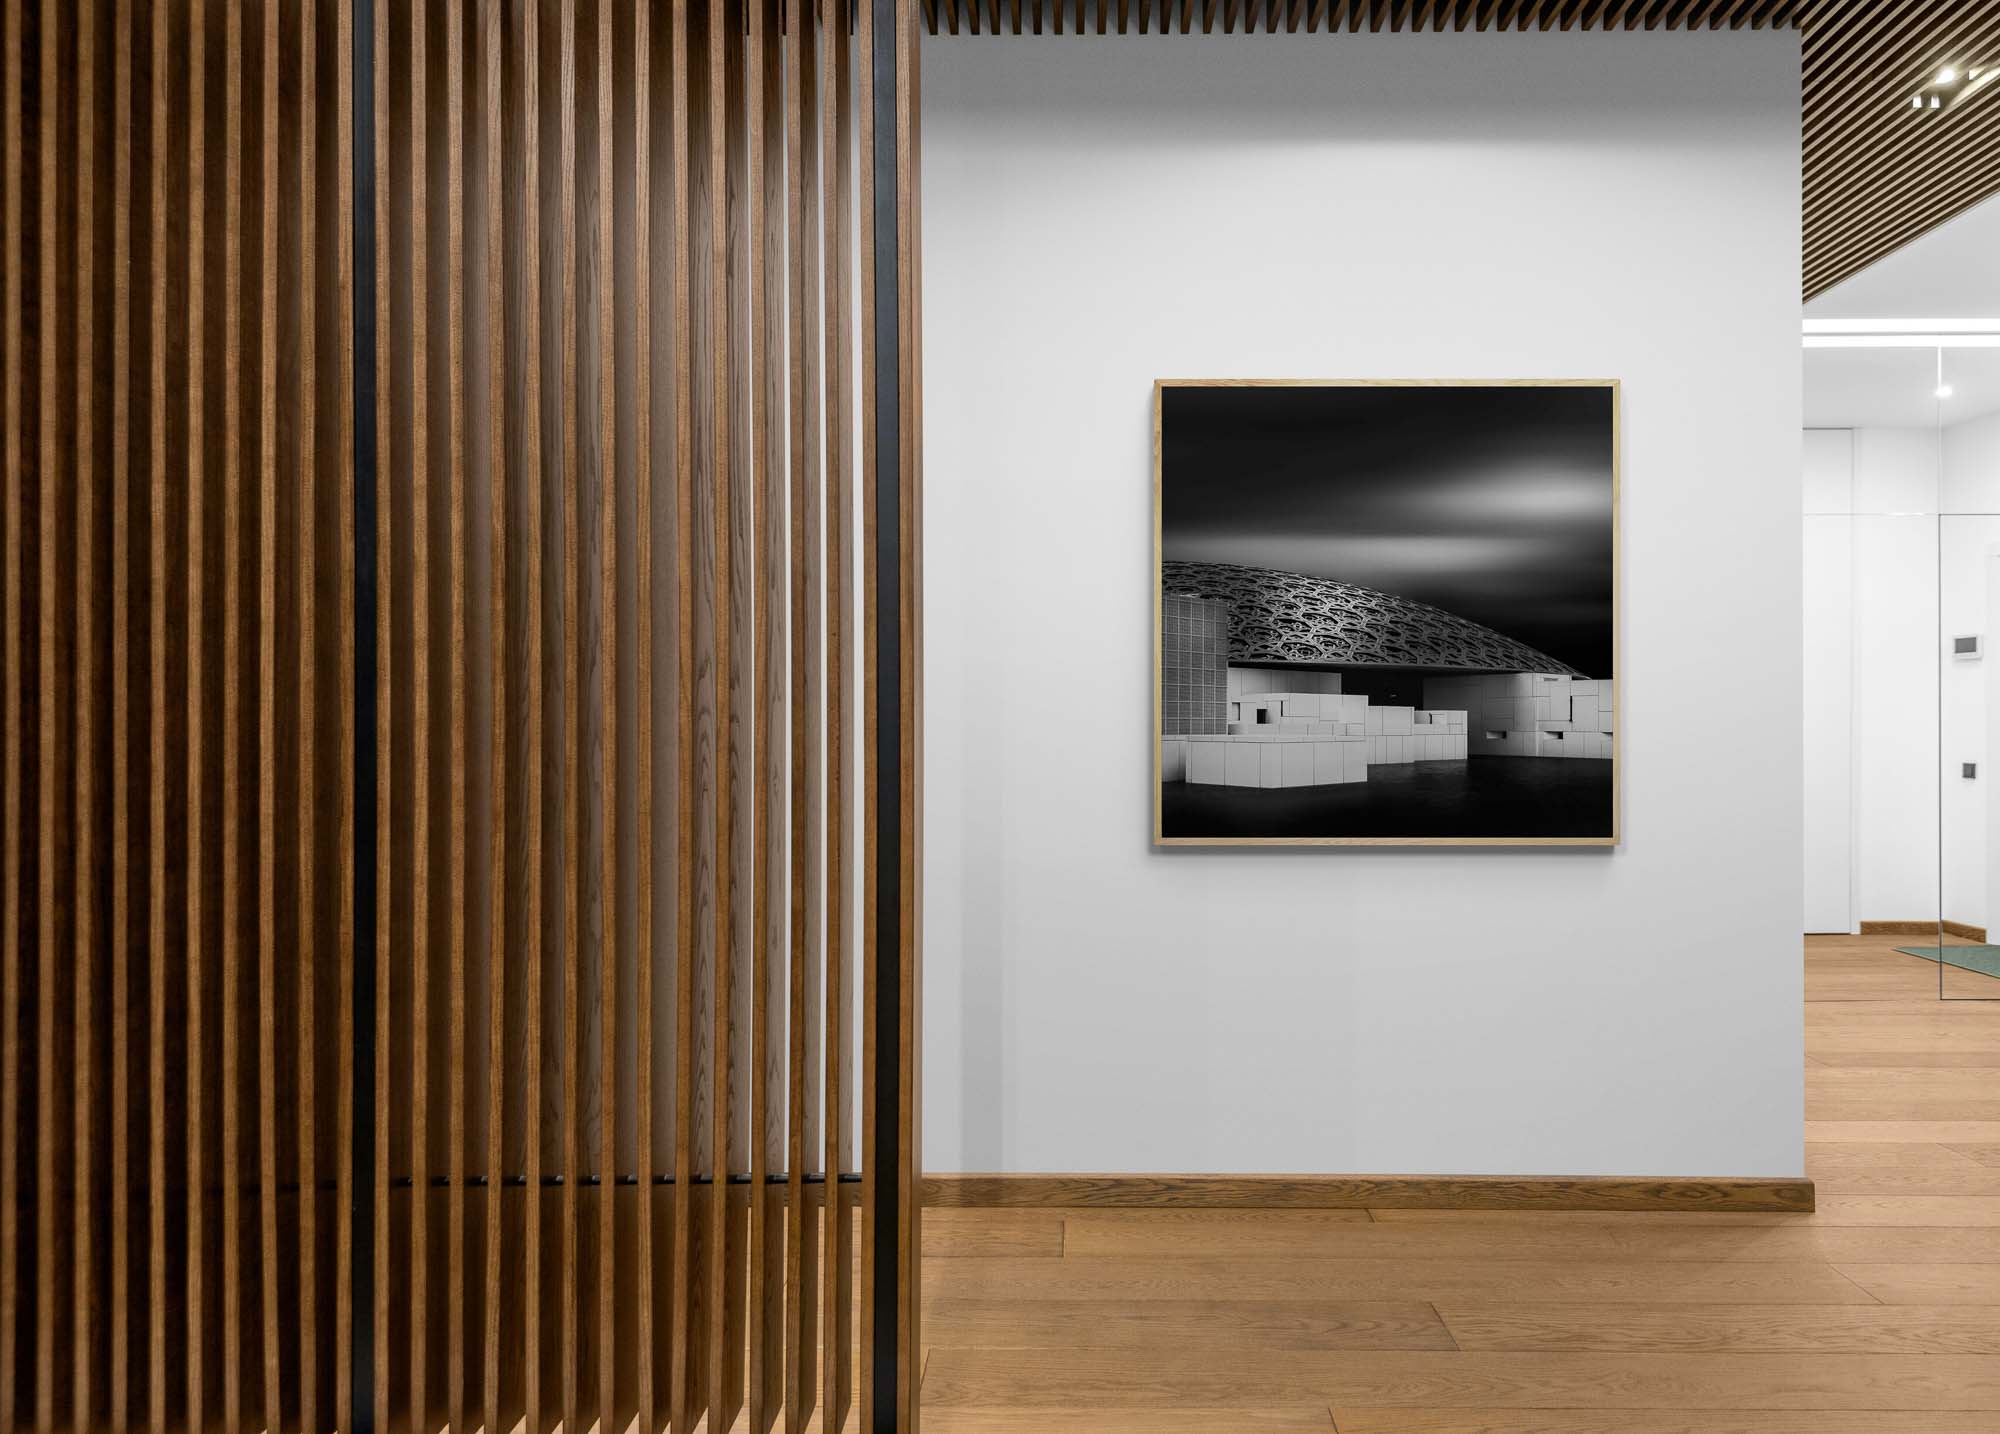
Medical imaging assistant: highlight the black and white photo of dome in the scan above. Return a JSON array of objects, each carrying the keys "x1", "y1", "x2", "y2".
[
  {"x1": 1155, "y1": 381, "x2": 1618, "y2": 845},
  {"x1": 1162, "y1": 560, "x2": 1583, "y2": 675}
]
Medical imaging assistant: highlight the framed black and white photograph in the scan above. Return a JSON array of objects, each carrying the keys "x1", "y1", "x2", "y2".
[{"x1": 1155, "y1": 379, "x2": 1620, "y2": 846}]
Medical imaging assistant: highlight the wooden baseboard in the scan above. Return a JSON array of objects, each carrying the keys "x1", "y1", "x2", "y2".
[
  {"x1": 924, "y1": 1172, "x2": 1814, "y2": 1214},
  {"x1": 1859, "y1": 918, "x2": 1987, "y2": 941}
]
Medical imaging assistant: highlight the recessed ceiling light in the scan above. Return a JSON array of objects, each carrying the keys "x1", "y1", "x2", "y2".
[
  {"x1": 1939, "y1": 67, "x2": 1959, "y2": 85},
  {"x1": 1936, "y1": 384, "x2": 1955, "y2": 399}
]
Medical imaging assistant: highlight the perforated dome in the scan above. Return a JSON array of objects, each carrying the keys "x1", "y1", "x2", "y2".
[{"x1": 1162, "y1": 560, "x2": 1580, "y2": 675}]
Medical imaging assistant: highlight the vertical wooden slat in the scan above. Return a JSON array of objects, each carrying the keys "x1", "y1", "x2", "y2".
[
  {"x1": 370, "y1": 0, "x2": 394, "y2": 1426},
  {"x1": 74, "y1": 0, "x2": 100, "y2": 1422},
  {"x1": 520, "y1": 0, "x2": 549, "y2": 1419},
  {"x1": 336, "y1": 0, "x2": 360, "y2": 1418},
  {"x1": 821, "y1": 0, "x2": 857, "y2": 1422},
  {"x1": 407, "y1": 0, "x2": 434, "y2": 1420},
  {"x1": 632, "y1": 0, "x2": 661, "y2": 1422},
  {"x1": 596, "y1": 0, "x2": 621, "y2": 1420},
  {"x1": 185, "y1": 0, "x2": 209, "y2": 1422},
  {"x1": 518, "y1": 0, "x2": 546, "y2": 1420},
  {"x1": 109, "y1": 0, "x2": 135, "y2": 1422},
  {"x1": 856, "y1": 0, "x2": 876, "y2": 1419},
  {"x1": 36, "y1": 3, "x2": 59, "y2": 1423},
  {"x1": 708, "y1": 0, "x2": 741, "y2": 1418},
  {"x1": 35, "y1": 11, "x2": 59, "y2": 1428},
  {"x1": 746, "y1": 0, "x2": 786, "y2": 1422},
  {"x1": 256, "y1": 0, "x2": 284, "y2": 1422},
  {"x1": 446, "y1": 0, "x2": 470, "y2": 1423},
  {"x1": 222, "y1": 0, "x2": 248, "y2": 1423},
  {"x1": 670, "y1": 0, "x2": 701, "y2": 1422},
  {"x1": 298, "y1": 0, "x2": 323, "y2": 1424},
  {"x1": 704, "y1": 0, "x2": 736, "y2": 1408},
  {"x1": 333, "y1": 0, "x2": 361, "y2": 1415},
  {"x1": 556, "y1": 0, "x2": 583, "y2": 1424},
  {"x1": 480, "y1": 0, "x2": 508, "y2": 1431},
  {"x1": 0, "y1": 0, "x2": 22, "y2": 1426},
  {"x1": 785, "y1": 0, "x2": 826, "y2": 1418}
]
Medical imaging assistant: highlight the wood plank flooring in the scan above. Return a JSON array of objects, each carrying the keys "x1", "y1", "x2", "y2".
[{"x1": 917, "y1": 934, "x2": 2000, "y2": 1432}]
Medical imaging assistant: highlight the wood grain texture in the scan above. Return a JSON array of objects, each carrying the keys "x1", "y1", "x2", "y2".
[
  {"x1": 632, "y1": 0, "x2": 661, "y2": 1422},
  {"x1": 187, "y1": 3, "x2": 211, "y2": 1424},
  {"x1": 445, "y1": 0, "x2": 470, "y2": 1426},
  {"x1": 35, "y1": 16, "x2": 58, "y2": 1425},
  {"x1": 372, "y1": 0, "x2": 394, "y2": 1427},
  {"x1": 821, "y1": 4, "x2": 857, "y2": 1424},
  {"x1": 723, "y1": 0, "x2": 758, "y2": 1420},
  {"x1": 928, "y1": 1175, "x2": 1816, "y2": 1214},
  {"x1": 0, "y1": 0, "x2": 904, "y2": 1425},
  {"x1": 337, "y1": 1, "x2": 359, "y2": 1423},
  {"x1": 746, "y1": 0, "x2": 785, "y2": 1424},
  {"x1": 480, "y1": 3, "x2": 507, "y2": 1432},
  {"x1": 556, "y1": 0, "x2": 581, "y2": 1425},
  {"x1": 922, "y1": 1347, "x2": 2000, "y2": 1411},
  {"x1": 221, "y1": 3, "x2": 244, "y2": 1422},
  {"x1": 1330, "y1": 1414, "x2": 2000, "y2": 1434},
  {"x1": 255, "y1": 0, "x2": 281, "y2": 1422},
  {"x1": 517, "y1": 0, "x2": 546, "y2": 1420},
  {"x1": 372, "y1": 0, "x2": 896, "y2": 1424},
  {"x1": 785, "y1": 0, "x2": 826, "y2": 1414},
  {"x1": 108, "y1": 2, "x2": 133, "y2": 1422},
  {"x1": 299, "y1": 0, "x2": 324, "y2": 1424},
  {"x1": 670, "y1": 0, "x2": 703, "y2": 1423},
  {"x1": 0, "y1": 2, "x2": 353, "y2": 1425},
  {"x1": 408, "y1": 0, "x2": 435, "y2": 1423},
  {"x1": 2, "y1": 0, "x2": 24, "y2": 1425},
  {"x1": 75, "y1": 0, "x2": 102, "y2": 1424}
]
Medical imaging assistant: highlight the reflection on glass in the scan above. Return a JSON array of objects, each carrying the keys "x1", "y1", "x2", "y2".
[{"x1": 1936, "y1": 343, "x2": 2000, "y2": 999}]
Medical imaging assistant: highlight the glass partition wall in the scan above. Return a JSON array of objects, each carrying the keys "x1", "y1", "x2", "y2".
[
  {"x1": 1935, "y1": 341, "x2": 2000, "y2": 998},
  {"x1": 1806, "y1": 329, "x2": 2000, "y2": 1000}
]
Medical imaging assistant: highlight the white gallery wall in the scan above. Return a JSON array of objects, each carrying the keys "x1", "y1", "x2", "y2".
[{"x1": 922, "y1": 34, "x2": 1803, "y2": 1175}]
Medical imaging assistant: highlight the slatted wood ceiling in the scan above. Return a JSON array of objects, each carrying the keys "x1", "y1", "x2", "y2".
[
  {"x1": 916, "y1": 0, "x2": 2000, "y2": 304},
  {"x1": 1, "y1": 1, "x2": 358, "y2": 1430}
]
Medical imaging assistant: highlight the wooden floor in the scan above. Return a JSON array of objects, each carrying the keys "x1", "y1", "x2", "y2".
[{"x1": 914, "y1": 935, "x2": 2000, "y2": 1433}]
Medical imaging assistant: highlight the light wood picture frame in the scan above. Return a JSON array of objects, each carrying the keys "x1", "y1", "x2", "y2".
[{"x1": 1153, "y1": 378, "x2": 1622, "y2": 848}]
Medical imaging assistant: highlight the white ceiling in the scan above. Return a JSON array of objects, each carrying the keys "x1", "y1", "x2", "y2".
[
  {"x1": 1804, "y1": 346, "x2": 2000, "y2": 430},
  {"x1": 1807, "y1": 194, "x2": 2000, "y2": 322},
  {"x1": 1803, "y1": 194, "x2": 2000, "y2": 431}
]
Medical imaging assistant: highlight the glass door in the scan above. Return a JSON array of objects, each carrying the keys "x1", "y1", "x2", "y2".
[{"x1": 1935, "y1": 340, "x2": 2000, "y2": 998}]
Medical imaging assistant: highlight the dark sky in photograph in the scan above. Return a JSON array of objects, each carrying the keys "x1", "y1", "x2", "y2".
[{"x1": 1161, "y1": 384, "x2": 1615, "y2": 676}]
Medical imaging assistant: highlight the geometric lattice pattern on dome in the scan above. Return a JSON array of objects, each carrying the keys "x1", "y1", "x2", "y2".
[{"x1": 1162, "y1": 560, "x2": 1582, "y2": 675}]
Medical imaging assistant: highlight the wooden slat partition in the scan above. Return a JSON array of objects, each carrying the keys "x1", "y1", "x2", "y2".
[
  {"x1": 0, "y1": 2, "x2": 357, "y2": 1432},
  {"x1": 3, "y1": 0, "x2": 921, "y2": 1428},
  {"x1": 367, "y1": 1, "x2": 913, "y2": 1431}
]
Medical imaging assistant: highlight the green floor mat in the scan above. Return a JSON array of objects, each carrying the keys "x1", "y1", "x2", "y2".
[{"x1": 1894, "y1": 945, "x2": 2000, "y2": 980}]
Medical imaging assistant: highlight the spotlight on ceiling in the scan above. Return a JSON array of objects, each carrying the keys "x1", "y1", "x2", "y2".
[
  {"x1": 1937, "y1": 384, "x2": 1956, "y2": 400},
  {"x1": 1910, "y1": 64, "x2": 1999, "y2": 112}
]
